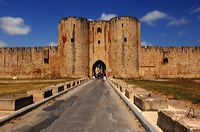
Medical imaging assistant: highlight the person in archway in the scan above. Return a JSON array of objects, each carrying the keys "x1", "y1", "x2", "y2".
[
  {"x1": 98, "y1": 72, "x2": 101, "y2": 78},
  {"x1": 103, "y1": 72, "x2": 106, "y2": 81}
]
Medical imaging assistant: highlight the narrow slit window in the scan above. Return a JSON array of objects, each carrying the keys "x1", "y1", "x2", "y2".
[
  {"x1": 124, "y1": 37, "x2": 127, "y2": 42},
  {"x1": 44, "y1": 50, "x2": 49, "y2": 64},
  {"x1": 44, "y1": 58, "x2": 49, "y2": 64},
  {"x1": 163, "y1": 58, "x2": 168, "y2": 64},
  {"x1": 71, "y1": 38, "x2": 74, "y2": 43},
  {"x1": 97, "y1": 27, "x2": 102, "y2": 33},
  {"x1": 98, "y1": 40, "x2": 101, "y2": 44}
]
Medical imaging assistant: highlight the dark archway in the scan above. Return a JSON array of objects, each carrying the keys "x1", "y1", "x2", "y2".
[{"x1": 92, "y1": 60, "x2": 106, "y2": 78}]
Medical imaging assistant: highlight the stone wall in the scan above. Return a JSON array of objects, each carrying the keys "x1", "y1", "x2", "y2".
[
  {"x1": 0, "y1": 46, "x2": 60, "y2": 79},
  {"x1": 139, "y1": 46, "x2": 200, "y2": 79}
]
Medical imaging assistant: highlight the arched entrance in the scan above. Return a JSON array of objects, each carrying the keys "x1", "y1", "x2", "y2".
[{"x1": 92, "y1": 60, "x2": 106, "y2": 78}]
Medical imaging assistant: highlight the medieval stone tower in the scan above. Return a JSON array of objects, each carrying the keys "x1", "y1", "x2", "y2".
[
  {"x1": 58, "y1": 17, "x2": 89, "y2": 78},
  {"x1": 0, "y1": 16, "x2": 199, "y2": 79},
  {"x1": 58, "y1": 16, "x2": 140, "y2": 78}
]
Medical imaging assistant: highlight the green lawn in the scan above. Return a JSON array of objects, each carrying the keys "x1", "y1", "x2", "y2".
[
  {"x1": 123, "y1": 79, "x2": 200, "y2": 104},
  {"x1": 0, "y1": 79, "x2": 72, "y2": 97}
]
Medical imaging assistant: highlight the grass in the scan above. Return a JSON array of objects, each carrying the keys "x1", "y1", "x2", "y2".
[
  {"x1": 123, "y1": 79, "x2": 200, "y2": 104},
  {"x1": 0, "y1": 79, "x2": 72, "y2": 97}
]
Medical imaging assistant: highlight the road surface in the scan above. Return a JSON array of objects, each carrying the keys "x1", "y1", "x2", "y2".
[{"x1": 1, "y1": 79, "x2": 145, "y2": 132}]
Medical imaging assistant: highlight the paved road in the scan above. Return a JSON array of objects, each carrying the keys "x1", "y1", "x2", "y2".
[{"x1": 1, "y1": 79, "x2": 145, "y2": 132}]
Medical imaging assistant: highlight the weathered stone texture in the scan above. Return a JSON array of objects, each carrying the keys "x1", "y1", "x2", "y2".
[
  {"x1": 89, "y1": 21, "x2": 110, "y2": 77},
  {"x1": 109, "y1": 17, "x2": 139, "y2": 78},
  {"x1": 0, "y1": 16, "x2": 199, "y2": 79},
  {"x1": 0, "y1": 47, "x2": 59, "y2": 78},
  {"x1": 139, "y1": 46, "x2": 200, "y2": 79},
  {"x1": 58, "y1": 17, "x2": 89, "y2": 78},
  {"x1": 157, "y1": 110, "x2": 200, "y2": 132},
  {"x1": 134, "y1": 94, "x2": 168, "y2": 111},
  {"x1": 0, "y1": 94, "x2": 33, "y2": 111}
]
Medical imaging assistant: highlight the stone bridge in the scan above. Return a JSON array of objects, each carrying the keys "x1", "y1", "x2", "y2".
[{"x1": 0, "y1": 79, "x2": 145, "y2": 132}]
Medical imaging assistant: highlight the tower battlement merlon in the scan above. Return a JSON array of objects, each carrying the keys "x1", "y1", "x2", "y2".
[
  {"x1": 141, "y1": 45, "x2": 200, "y2": 49},
  {"x1": 141, "y1": 45, "x2": 200, "y2": 53},
  {"x1": 58, "y1": 16, "x2": 89, "y2": 23},
  {"x1": 110, "y1": 16, "x2": 139, "y2": 22},
  {"x1": 58, "y1": 16, "x2": 139, "y2": 24},
  {"x1": 0, "y1": 46, "x2": 58, "y2": 53}
]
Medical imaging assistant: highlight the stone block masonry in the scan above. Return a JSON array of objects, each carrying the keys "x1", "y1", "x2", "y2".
[
  {"x1": 0, "y1": 94, "x2": 33, "y2": 111},
  {"x1": 0, "y1": 46, "x2": 60, "y2": 79},
  {"x1": 134, "y1": 94, "x2": 168, "y2": 111},
  {"x1": 157, "y1": 110, "x2": 200, "y2": 132},
  {"x1": 139, "y1": 46, "x2": 200, "y2": 79},
  {"x1": 27, "y1": 88, "x2": 53, "y2": 102},
  {"x1": 0, "y1": 16, "x2": 199, "y2": 79}
]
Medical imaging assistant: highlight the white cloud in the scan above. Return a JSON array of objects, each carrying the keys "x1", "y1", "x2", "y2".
[
  {"x1": 0, "y1": 17, "x2": 31, "y2": 35},
  {"x1": 88, "y1": 19, "x2": 93, "y2": 21},
  {"x1": 178, "y1": 30, "x2": 186, "y2": 36},
  {"x1": 167, "y1": 16, "x2": 189, "y2": 26},
  {"x1": 140, "y1": 10, "x2": 168, "y2": 25},
  {"x1": 141, "y1": 41, "x2": 153, "y2": 46},
  {"x1": 0, "y1": 41, "x2": 7, "y2": 47},
  {"x1": 191, "y1": 7, "x2": 200, "y2": 14},
  {"x1": 99, "y1": 13, "x2": 117, "y2": 20},
  {"x1": 141, "y1": 10, "x2": 189, "y2": 27},
  {"x1": 48, "y1": 42, "x2": 57, "y2": 46}
]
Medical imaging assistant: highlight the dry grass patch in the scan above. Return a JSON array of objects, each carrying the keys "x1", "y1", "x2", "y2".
[
  {"x1": 123, "y1": 79, "x2": 200, "y2": 104},
  {"x1": 0, "y1": 79, "x2": 73, "y2": 97}
]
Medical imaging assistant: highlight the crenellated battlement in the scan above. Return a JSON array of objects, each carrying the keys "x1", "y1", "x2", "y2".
[
  {"x1": 59, "y1": 16, "x2": 89, "y2": 23},
  {"x1": 58, "y1": 16, "x2": 139, "y2": 24},
  {"x1": 110, "y1": 16, "x2": 139, "y2": 22},
  {"x1": 0, "y1": 46, "x2": 58, "y2": 54},
  {"x1": 141, "y1": 46, "x2": 200, "y2": 53}
]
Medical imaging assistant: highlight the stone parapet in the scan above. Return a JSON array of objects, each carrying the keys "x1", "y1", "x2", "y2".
[
  {"x1": 0, "y1": 94, "x2": 33, "y2": 111},
  {"x1": 157, "y1": 109, "x2": 200, "y2": 132},
  {"x1": 134, "y1": 94, "x2": 168, "y2": 111}
]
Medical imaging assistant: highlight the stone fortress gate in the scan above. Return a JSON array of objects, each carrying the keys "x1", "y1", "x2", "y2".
[{"x1": 0, "y1": 16, "x2": 199, "y2": 79}]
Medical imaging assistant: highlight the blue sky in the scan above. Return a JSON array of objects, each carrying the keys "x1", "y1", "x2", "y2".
[{"x1": 0, "y1": 0, "x2": 199, "y2": 47}]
